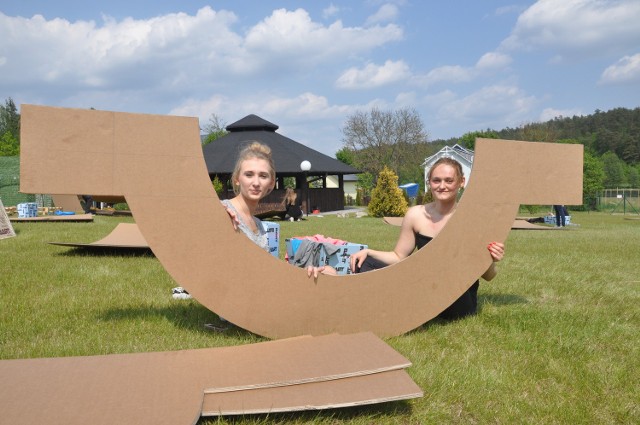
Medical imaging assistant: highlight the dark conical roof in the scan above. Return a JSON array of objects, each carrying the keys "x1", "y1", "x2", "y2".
[
  {"x1": 225, "y1": 114, "x2": 278, "y2": 132},
  {"x1": 203, "y1": 115, "x2": 359, "y2": 175}
]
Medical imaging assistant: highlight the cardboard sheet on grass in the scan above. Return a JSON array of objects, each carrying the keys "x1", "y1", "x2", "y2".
[
  {"x1": 20, "y1": 105, "x2": 583, "y2": 339},
  {"x1": 0, "y1": 332, "x2": 422, "y2": 424},
  {"x1": 9, "y1": 212, "x2": 94, "y2": 222},
  {"x1": 49, "y1": 222, "x2": 149, "y2": 249},
  {"x1": 384, "y1": 216, "x2": 557, "y2": 230},
  {"x1": 0, "y1": 198, "x2": 16, "y2": 239}
]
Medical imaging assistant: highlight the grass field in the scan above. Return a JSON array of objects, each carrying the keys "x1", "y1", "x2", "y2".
[{"x1": 0, "y1": 211, "x2": 638, "y2": 424}]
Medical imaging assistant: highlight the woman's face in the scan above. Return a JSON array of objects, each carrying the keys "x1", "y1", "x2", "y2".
[
  {"x1": 429, "y1": 164, "x2": 464, "y2": 203},
  {"x1": 235, "y1": 158, "x2": 274, "y2": 202}
]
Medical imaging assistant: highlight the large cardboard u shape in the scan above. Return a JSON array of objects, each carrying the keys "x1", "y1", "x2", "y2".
[{"x1": 20, "y1": 105, "x2": 583, "y2": 338}]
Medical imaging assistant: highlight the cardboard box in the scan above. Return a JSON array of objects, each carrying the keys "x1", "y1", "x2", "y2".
[
  {"x1": 285, "y1": 238, "x2": 367, "y2": 275},
  {"x1": 543, "y1": 215, "x2": 571, "y2": 225},
  {"x1": 261, "y1": 221, "x2": 280, "y2": 258},
  {"x1": 17, "y1": 202, "x2": 38, "y2": 217}
]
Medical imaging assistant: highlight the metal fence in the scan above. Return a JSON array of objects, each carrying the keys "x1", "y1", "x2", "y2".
[{"x1": 597, "y1": 188, "x2": 640, "y2": 214}]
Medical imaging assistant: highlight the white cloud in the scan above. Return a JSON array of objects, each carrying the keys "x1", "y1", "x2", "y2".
[
  {"x1": 476, "y1": 52, "x2": 512, "y2": 70},
  {"x1": 414, "y1": 51, "x2": 510, "y2": 87},
  {"x1": 501, "y1": 0, "x2": 640, "y2": 58},
  {"x1": 599, "y1": 53, "x2": 640, "y2": 84},
  {"x1": 364, "y1": 3, "x2": 399, "y2": 26},
  {"x1": 0, "y1": 7, "x2": 403, "y2": 106},
  {"x1": 430, "y1": 84, "x2": 538, "y2": 130},
  {"x1": 336, "y1": 60, "x2": 411, "y2": 89},
  {"x1": 322, "y1": 4, "x2": 340, "y2": 19}
]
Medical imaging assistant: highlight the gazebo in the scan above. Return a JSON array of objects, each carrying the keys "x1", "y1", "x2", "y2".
[{"x1": 202, "y1": 114, "x2": 359, "y2": 214}]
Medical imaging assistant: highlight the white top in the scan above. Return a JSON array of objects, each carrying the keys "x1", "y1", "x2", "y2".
[{"x1": 220, "y1": 199, "x2": 269, "y2": 252}]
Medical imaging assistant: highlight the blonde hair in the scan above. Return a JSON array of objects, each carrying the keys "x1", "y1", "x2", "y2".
[
  {"x1": 283, "y1": 187, "x2": 297, "y2": 206},
  {"x1": 231, "y1": 141, "x2": 276, "y2": 195},
  {"x1": 427, "y1": 157, "x2": 464, "y2": 183}
]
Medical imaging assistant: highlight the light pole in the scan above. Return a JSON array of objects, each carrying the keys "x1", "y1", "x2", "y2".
[{"x1": 300, "y1": 160, "x2": 311, "y2": 217}]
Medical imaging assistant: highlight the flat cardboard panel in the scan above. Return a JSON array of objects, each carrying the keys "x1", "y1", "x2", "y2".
[
  {"x1": 49, "y1": 222, "x2": 149, "y2": 248},
  {"x1": 19, "y1": 105, "x2": 584, "y2": 338},
  {"x1": 201, "y1": 370, "x2": 423, "y2": 416},
  {"x1": 51, "y1": 194, "x2": 83, "y2": 212},
  {"x1": 0, "y1": 332, "x2": 415, "y2": 425},
  {"x1": 9, "y1": 213, "x2": 94, "y2": 222}
]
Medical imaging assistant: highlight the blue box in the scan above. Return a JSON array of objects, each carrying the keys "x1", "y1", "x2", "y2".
[{"x1": 261, "y1": 221, "x2": 280, "y2": 258}]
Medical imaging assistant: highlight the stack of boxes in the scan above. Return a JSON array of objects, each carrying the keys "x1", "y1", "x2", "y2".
[{"x1": 17, "y1": 202, "x2": 38, "y2": 218}]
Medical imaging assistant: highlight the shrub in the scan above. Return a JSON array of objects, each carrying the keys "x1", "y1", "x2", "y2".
[
  {"x1": 212, "y1": 176, "x2": 224, "y2": 196},
  {"x1": 367, "y1": 167, "x2": 408, "y2": 217}
]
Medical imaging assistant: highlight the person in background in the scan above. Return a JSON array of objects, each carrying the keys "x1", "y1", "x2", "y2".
[
  {"x1": 349, "y1": 157, "x2": 505, "y2": 320},
  {"x1": 282, "y1": 188, "x2": 303, "y2": 222},
  {"x1": 553, "y1": 204, "x2": 566, "y2": 227}
]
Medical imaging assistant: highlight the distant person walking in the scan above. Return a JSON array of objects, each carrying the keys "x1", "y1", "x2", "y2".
[{"x1": 553, "y1": 204, "x2": 566, "y2": 227}]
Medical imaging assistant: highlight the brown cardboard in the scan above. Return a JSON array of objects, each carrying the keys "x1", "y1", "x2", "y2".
[
  {"x1": 201, "y1": 369, "x2": 422, "y2": 416},
  {"x1": 9, "y1": 213, "x2": 94, "y2": 222},
  {"x1": 50, "y1": 194, "x2": 84, "y2": 212},
  {"x1": 0, "y1": 332, "x2": 415, "y2": 424},
  {"x1": 0, "y1": 198, "x2": 16, "y2": 239},
  {"x1": 19, "y1": 105, "x2": 583, "y2": 338},
  {"x1": 49, "y1": 222, "x2": 149, "y2": 248}
]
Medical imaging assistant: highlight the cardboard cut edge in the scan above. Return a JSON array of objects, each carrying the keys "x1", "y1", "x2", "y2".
[{"x1": 201, "y1": 369, "x2": 423, "y2": 417}]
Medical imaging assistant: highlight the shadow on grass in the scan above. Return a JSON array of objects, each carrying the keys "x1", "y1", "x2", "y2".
[
  {"x1": 55, "y1": 246, "x2": 154, "y2": 257},
  {"x1": 480, "y1": 292, "x2": 528, "y2": 307},
  {"x1": 197, "y1": 398, "x2": 415, "y2": 424},
  {"x1": 98, "y1": 302, "x2": 258, "y2": 339}
]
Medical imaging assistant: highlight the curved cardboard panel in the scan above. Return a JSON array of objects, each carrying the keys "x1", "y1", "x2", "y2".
[{"x1": 20, "y1": 105, "x2": 583, "y2": 338}]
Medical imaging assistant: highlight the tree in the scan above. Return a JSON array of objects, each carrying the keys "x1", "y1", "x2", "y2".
[
  {"x1": 0, "y1": 98, "x2": 20, "y2": 156},
  {"x1": 202, "y1": 113, "x2": 228, "y2": 145},
  {"x1": 602, "y1": 151, "x2": 626, "y2": 188},
  {"x1": 341, "y1": 107, "x2": 427, "y2": 178},
  {"x1": 583, "y1": 150, "x2": 605, "y2": 208},
  {"x1": 367, "y1": 166, "x2": 408, "y2": 217},
  {"x1": 335, "y1": 147, "x2": 356, "y2": 166},
  {"x1": 0, "y1": 131, "x2": 19, "y2": 156},
  {"x1": 459, "y1": 130, "x2": 498, "y2": 150}
]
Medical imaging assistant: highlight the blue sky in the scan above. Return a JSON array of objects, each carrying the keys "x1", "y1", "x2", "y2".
[{"x1": 1, "y1": 0, "x2": 639, "y2": 156}]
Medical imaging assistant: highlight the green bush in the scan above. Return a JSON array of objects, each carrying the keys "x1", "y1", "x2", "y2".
[
  {"x1": 211, "y1": 176, "x2": 224, "y2": 196},
  {"x1": 367, "y1": 166, "x2": 408, "y2": 217}
]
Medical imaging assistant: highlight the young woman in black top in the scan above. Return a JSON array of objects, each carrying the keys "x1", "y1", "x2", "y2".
[{"x1": 349, "y1": 157, "x2": 505, "y2": 319}]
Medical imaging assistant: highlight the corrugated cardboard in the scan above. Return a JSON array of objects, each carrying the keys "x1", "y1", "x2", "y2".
[
  {"x1": 49, "y1": 222, "x2": 148, "y2": 248},
  {"x1": 9, "y1": 213, "x2": 94, "y2": 222},
  {"x1": 0, "y1": 332, "x2": 416, "y2": 424},
  {"x1": 201, "y1": 369, "x2": 422, "y2": 416},
  {"x1": 19, "y1": 105, "x2": 584, "y2": 338}
]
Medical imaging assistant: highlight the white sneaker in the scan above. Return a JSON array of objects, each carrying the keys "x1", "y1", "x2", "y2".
[{"x1": 172, "y1": 287, "x2": 191, "y2": 299}]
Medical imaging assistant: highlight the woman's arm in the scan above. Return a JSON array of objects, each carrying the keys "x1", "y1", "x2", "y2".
[
  {"x1": 350, "y1": 207, "x2": 420, "y2": 271},
  {"x1": 481, "y1": 242, "x2": 504, "y2": 281}
]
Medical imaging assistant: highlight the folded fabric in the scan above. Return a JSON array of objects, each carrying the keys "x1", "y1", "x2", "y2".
[{"x1": 291, "y1": 239, "x2": 342, "y2": 268}]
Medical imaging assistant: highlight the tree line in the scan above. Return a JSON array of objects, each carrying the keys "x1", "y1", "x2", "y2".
[{"x1": 338, "y1": 107, "x2": 640, "y2": 207}]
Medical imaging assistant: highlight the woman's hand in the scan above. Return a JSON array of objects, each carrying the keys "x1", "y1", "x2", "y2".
[
  {"x1": 487, "y1": 242, "x2": 504, "y2": 262},
  {"x1": 306, "y1": 265, "x2": 337, "y2": 278},
  {"x1": 349, "y1": 249, "x2": 369, "y2": 273},
  {"x1": 482, "y1": 242, "x2": 505, "y2": 281},
  {"x1": 223, "y1": 205, "x2": 241, "y2": 230}
]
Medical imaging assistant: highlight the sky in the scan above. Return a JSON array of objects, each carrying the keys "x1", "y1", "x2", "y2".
[{"x1": 1, "y1": 0, "x2": 639, "y2": 157}]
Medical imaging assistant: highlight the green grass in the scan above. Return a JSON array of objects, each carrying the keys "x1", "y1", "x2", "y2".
[{"x1": 1, "y1": 212, "x2": 638, "y2": 424}]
